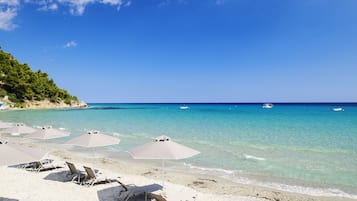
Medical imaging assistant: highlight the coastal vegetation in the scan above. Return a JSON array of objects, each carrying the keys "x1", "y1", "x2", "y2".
[{"x1": 0, "y1": 46, "x2": 80, "y2": 108}]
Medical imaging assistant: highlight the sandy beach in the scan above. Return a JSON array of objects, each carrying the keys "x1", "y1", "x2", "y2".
[
  {"x1": 1, "y1": 139, "x2": 355, "y2": 201},
  {"x1": 2, "y1": 0, "x2": 357, "y2": 200}
]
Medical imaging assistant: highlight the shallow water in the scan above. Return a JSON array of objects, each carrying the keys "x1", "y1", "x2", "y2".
[{"x1": 1, "y1": 103, "x2": 356, "y2": 197}]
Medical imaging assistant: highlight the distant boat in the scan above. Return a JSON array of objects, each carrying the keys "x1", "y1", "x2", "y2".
[
  {"x1": 332, "y1": 107, "x2": 344, "y2": 112},
  {"x1": 180, "y1": 105, "x2": 189, "y2": 110},
  {"x1": 262, "y1": 103, "x2": 273, "y2": 109}
]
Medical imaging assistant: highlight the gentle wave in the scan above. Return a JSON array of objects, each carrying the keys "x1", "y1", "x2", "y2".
[
  {"x1": 240, "y1": 179, "x2": 357, "y2": 199},
  {"x1": 229, "y1": 141, "x2": 355, "y2": 154},
  {"x1": 183, "y1": 162, "x2": 237, "y2": 174},
  {"x1": 184, "y1": 163, "x2": 357, "y2": 199},
  {"x1": 244, "y1": 154, "x2": 266, "y2": 161}
]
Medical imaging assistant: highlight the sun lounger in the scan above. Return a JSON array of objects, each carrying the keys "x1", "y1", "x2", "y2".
[
  {"x1": 117, "y1": 183, "x2": 166, "y2": 201},
  {"x1": 82, "y1": 166, "x2": 125, "y2": 187},
  {"x1": 83, "y1": 166, "x2": 109, "y2": 186},
  {"x1": 148, "y1": 193, "x2": 167, "y2": 201},
  {"x1": 0, "y1": 139, "x2": 7, "y2": 144},
  {"x1": 26, "y1": 159, "x2": 62, "y2": 172},
  {"x1": 33, "y1": 160, "x2": 60, "y2": 172},
  {"x1": 66, "y1": 162, "x2": 85, "y2": 183},
  {"x1": 120, "y1": 192, "x2": 167, "y2": 201}
]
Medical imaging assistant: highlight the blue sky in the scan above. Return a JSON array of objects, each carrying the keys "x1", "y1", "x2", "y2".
[{"x1": 0, "y1": 0, "x2": 357, "y2": 103}]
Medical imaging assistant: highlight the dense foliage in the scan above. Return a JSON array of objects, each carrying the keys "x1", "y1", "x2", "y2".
[{"x1": 0, "y1": 47, "x2": 78, "y2": 107}]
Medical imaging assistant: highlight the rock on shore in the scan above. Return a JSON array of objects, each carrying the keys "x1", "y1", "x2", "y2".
[
  {"x1": 21, "y1": 99, "x2": 88, "y2": 109},
  {"x1": 0, "y1": 99, "x2": 88, "y2": 110}
]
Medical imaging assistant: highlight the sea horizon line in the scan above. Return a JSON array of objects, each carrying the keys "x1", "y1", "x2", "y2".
[{"x1": 86, "y1": 102, "x2": 357, "y2": 105}]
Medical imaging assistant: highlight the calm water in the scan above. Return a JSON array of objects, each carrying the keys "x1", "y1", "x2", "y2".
[{"x1": 1, "y1": 103, "x2": 357, "y2": 198}]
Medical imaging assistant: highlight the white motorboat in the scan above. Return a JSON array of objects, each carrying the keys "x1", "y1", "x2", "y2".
[
  {"x1": 180, "y1": 105, "x2": 189, "y2": 110},
  {"x1": 332, "y1": 107, "x2": 344, "y2": 112},
  {"x1": 262, "y1": 103, "x2": 273, "y2": 109}
]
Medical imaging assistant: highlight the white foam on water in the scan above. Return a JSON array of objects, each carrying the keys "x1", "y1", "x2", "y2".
[
  {"x1": 183, "y1": 163, "x2": 236, "y2": 174},
  {"x1": 183, "y1": 163, "x2": 357, "y2": 199},
  {"x1": 220, "y1": 175, "x2": 357, "y2": 199},
  {"x1": 244, "y1": 154, "x2": 266, "y2": 161},
  {"x1": 58, "y1": 127, "x2": 66, "y2": 130},
  {"x1": 258, "y1": 181, "x2": 357, "y2": 199}
]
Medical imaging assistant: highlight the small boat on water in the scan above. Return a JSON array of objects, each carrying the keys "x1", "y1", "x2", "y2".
[
  {"x1": 332, "y1": 107, "x2": 344, "y2": 112},
  {"x1": 180, "y1": 105, "x2": 189, "y2": 110},
  {"x1": 262, "y1": 103, "x2": 273, "y2": 109}
]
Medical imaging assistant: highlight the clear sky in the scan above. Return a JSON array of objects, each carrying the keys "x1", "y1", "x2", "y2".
[{"x1": 0, "y1": 0, "x2": 356, "y2": 103}]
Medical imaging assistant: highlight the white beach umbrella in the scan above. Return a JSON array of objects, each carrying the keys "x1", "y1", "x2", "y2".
[
  {"x1": 66, "y1": 130, "x2": 120, "y2": 148},
  {"x1": 127, "y1": 135, "x2": 200, "y2": 160},
  {"x1": 127, "y1": 135, "x2": 200, "y2": 191},
  {"x1": 0, "y1": 123, "x2": 36, "y2": 135},
  {"x1": 0, "y1": 121, "x2": 13, "y2": 129},
  {"x1": 26, "y1": 125, "x2": 70, "y2": 140},
  {"x1": 0, "y1": 143, "x2": 47, "y2": 166}
]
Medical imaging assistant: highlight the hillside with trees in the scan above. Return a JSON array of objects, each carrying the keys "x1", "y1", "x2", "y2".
[{"x1": 0, "y1": 47, "x2": 84, "y2": 108}]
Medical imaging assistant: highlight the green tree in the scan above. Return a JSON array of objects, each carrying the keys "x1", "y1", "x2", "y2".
[{"x1": 0, "y1": 48, "x2": 79, "y2": 106}]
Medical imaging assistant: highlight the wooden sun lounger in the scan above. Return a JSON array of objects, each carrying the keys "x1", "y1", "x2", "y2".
[
  {"x1": 82, "y1": 166, "x2": 126, "y2": 187},
  {"x1": 148, "y1": 193, "x2": 167, "y2": 201},
  {"x1": 117, "y1": 184, "x2": 167, "y2": 201},
  {"x1": 66, "y1": 162, "x2": 85, "y2": 183},
  {"x1": 26, "y1": 159, "x2": 62, "y2": 172},
  {"x1": 83, "y1": 166, "x2": 109, "y2": 187}
]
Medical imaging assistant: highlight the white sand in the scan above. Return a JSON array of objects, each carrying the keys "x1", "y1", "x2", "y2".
[
  {"x1": 0, "y1": 165, "x2": 262, "y2": 201},
  {"x1": 0, "y1": 141, "x2": 356, "y2": 201}
]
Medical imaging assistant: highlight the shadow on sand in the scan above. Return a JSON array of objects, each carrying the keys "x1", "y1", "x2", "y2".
[
  {"x1": 43, "y1": 170, "x2": 73, "y2": 182},
  {"x1": 97, "y1": 183, "x2": 163, "y2": 201},
  {"x1": 0, "y1": 198, "x2": 19, "y2": 201}
]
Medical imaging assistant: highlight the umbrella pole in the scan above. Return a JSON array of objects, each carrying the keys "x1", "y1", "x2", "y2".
[{"x1": 92, "y1": 148, "x2": 97, "y2": 158}]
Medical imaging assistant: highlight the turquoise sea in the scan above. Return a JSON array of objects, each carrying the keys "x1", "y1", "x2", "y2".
[{"x1": 1, "y1": 103, "x2": 357, "y2": 198}]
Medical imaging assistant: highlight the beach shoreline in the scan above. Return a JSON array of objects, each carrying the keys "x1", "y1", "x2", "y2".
[
  {"x1": 1, "y1": 138, "x2": 356, "y2": 201},
  {"x1": 1, "y1": 103, "x2": 356, "y2": 201}
]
